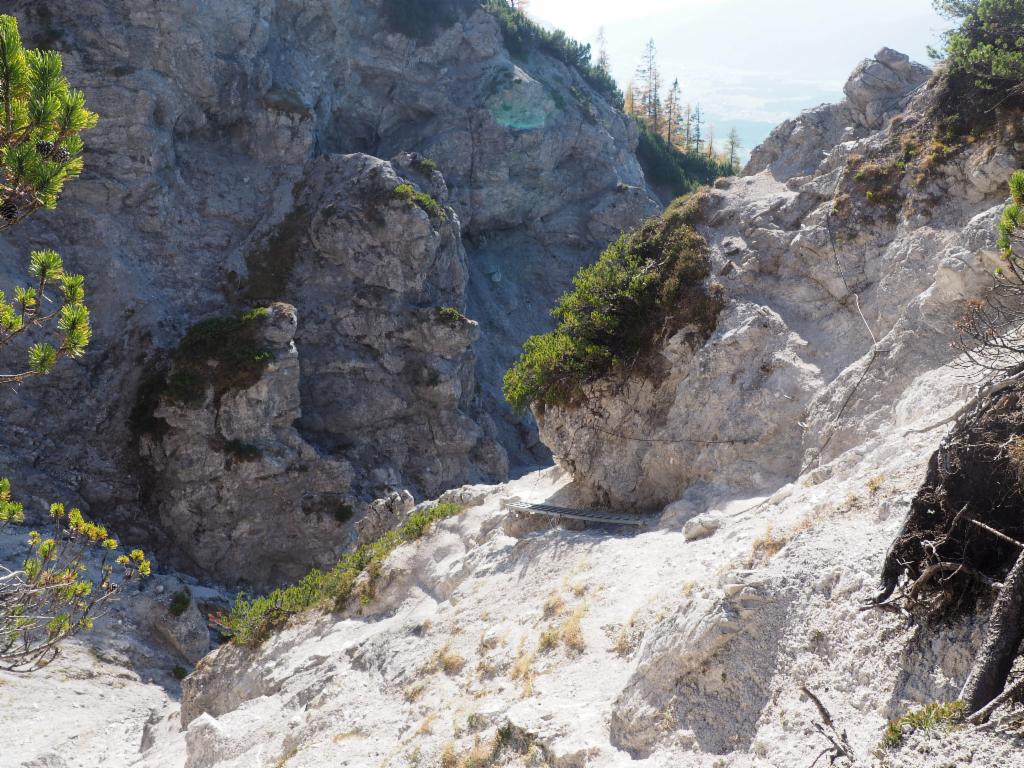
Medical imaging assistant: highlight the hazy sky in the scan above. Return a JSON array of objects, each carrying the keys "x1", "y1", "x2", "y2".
[{"x1": 529, "y1": 0, "x2": 950, "y2": 154}]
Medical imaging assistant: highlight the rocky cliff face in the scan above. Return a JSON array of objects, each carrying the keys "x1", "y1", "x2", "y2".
[
  {"x1": 0, "y1": 0, "x2": 654, "y2": 580},
  {"x1": 538, "y1": 49, "x2": 1016, "y2": 509}
]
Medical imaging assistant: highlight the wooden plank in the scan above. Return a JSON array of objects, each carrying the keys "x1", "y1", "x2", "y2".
[{"x1": 502, "y1": 500, "x2": 650, "y2": 527}]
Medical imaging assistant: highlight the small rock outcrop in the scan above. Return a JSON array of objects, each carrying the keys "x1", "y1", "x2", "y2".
[
  {"x1": 258, "y1": 152, "x2": 508, "y2": 500},
  {"x1": 844, "y1": 48, "x2": 932, "y2": 130},
  {"x1": 140, "y1": 302, "x2": 355, "y2": 586},
  {"x1": 746, "y1": 48, "x2": 930, "y2": 180}
]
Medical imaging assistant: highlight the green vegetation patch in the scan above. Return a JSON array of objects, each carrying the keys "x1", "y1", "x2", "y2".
[
  {"x1": 218, "y1": 502, "x2": 463, "y2": 646},
  {"x1": 503, "y1": 192, "x2": 723, "y2": 413},
  {"x1": 848, "y1": 154, "x2": 906, "y2": 210},
  {"x1": 169, "y1": 589, "x2": 191, "y2": 617},
  {"x1": 413, "y1": 156, "x2": 437, "y2": 174},
  {"x1": 393, "y1": 183, "x2": 446, "y2": 220},
  {"x1": 879, "y1": 700, "x2": 965, "y2": 750},
  {"x1": 482, "y1": 1, "x2": 623, "y2": 109},
  {"x1": 166, "y1": 307, "x2": 273, "y2": 407},
  {"x1": 998, "y1": 169, "x2": 1024, "y2": 255},
  {"x1": 437, "y1": 306, "x2": 469, "y2": 325},
  {"x1": 635, "y1": 118, "x2": 734, "y2": 200}
]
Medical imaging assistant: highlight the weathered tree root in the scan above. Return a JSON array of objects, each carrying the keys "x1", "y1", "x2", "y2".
[
  {"x1": 962, "y1": 548, "x2": 1024, "y2": 718},
  {"x1": 969, "y1": 675, "x2": 1024, "y2": 727}
]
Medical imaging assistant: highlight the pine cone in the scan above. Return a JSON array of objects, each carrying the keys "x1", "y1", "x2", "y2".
[
  {"x1": 52, "y1": 147, "x2": 71, "y2": 164},
  {"x1": 0, "y1": 200, "x2": 17, "y2": 222},
  {"x1": 35, "y1": 140, "x2": 54, "y2": 157}
]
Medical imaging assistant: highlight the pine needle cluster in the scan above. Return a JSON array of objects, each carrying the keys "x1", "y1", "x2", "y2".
[
  {"x1": 0, "y1": 249, "x2": 91, "y2": 384},
  {"x1": 0, "y1": 14, "x2": 97, "y2": 230}
]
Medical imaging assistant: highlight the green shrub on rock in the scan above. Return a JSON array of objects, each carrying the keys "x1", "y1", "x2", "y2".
[
  {"x1": 437, "y1": 306, "x2": 469, "y2": 325},
  {"x1": 934, "y1": 0, "x2": 1024, "y2": 91},
  {"x1": 503, "y1": 192, "x2": 723, "y2": 413},
  {"x1": 932, "y1": 0, "x2": 1024, "y2": 134}
]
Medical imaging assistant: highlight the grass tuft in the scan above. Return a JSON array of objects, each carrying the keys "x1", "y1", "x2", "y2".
[
  {"x1": 217, "y1": 502, "x2": 463, "y2": 646},
  {"x1": 879, "y1": 700, "x2": 965, "y2": 750},
  {"x1": 393, "y1": 183, "x2": 446, "y2": 220}
]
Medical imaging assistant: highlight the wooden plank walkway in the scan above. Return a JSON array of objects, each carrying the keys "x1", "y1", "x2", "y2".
[{"x1": 502, "y1": 500, "x2": 652, "y2": 528}]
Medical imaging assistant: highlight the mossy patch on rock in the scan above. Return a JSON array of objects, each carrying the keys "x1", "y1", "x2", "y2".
[{"x1": 166, "y1": 307, "x2": 273, "y2": 407}]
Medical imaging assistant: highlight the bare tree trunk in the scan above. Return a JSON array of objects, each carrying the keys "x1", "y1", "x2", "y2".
[{"x1": 961, "y1": 548, "x2": 1024, "y2": 716}]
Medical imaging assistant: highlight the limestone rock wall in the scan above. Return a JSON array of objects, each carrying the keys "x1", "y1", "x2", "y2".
[
  {"x1": 0, "y1": 0, "x2": 654, "y2": 579},
  {"x1": 745, "y1": 48, "x2": 930, "y2": 181}
]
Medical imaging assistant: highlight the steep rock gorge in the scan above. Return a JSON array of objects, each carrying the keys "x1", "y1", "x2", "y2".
[{"x1": 0, "y1": 0, "x2": 655, "y2": 581}]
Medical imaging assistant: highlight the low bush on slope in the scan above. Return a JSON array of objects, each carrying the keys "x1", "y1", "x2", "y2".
[
  {"x1": 932, "y1": 0, "x2": 1024, "y2": 136},
  {"x1": 635, "y1": 119, "x2": 735, "y2": 200},
  {"x1": 503, "y1": 191, "x2": 724, "y2": 413},
  {"x1": 218, "y1": 502, "x2": 463, "y2": 646}
]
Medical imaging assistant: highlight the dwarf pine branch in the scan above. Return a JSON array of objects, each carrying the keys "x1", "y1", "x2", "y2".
[
  {"x1": 0, "y1": 14, "x2": 97, "y2": 231},
  {"x1": 0, "y1": 14, "x2": 141, "y2": 673},
  {"x1": 0, "y1": 250, "x2": 91, "y2": 384}
]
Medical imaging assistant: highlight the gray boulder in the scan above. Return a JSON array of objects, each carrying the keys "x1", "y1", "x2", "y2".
[{"x1": 844, "y1": 47, "x2": 931, "y2": 130}]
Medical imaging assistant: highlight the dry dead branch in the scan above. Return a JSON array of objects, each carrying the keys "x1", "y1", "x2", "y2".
[{"x1": 801, "y1": 686, "x2": 855, "y2": 767}]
